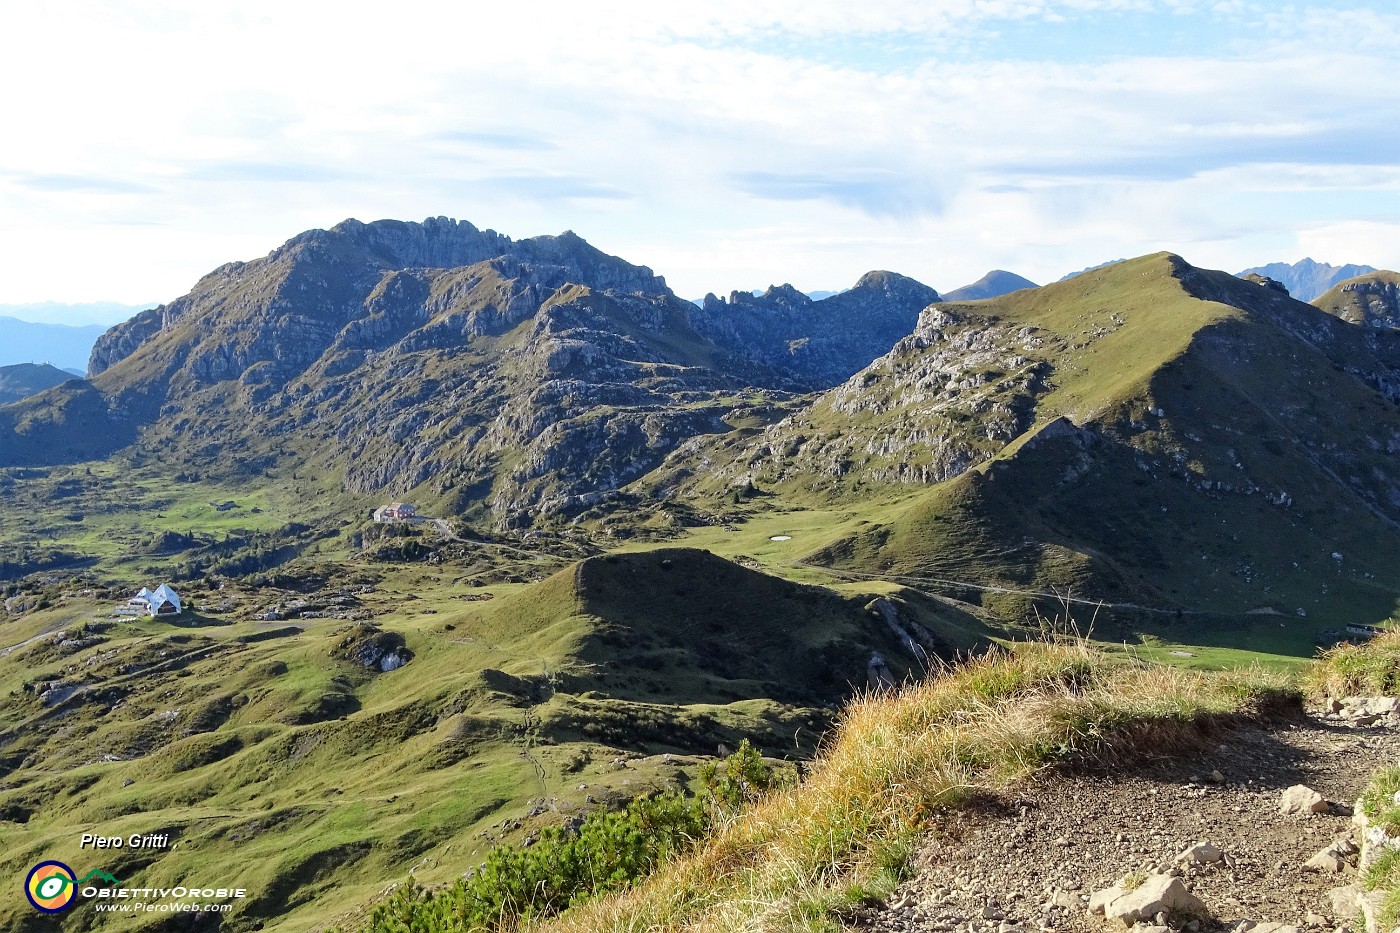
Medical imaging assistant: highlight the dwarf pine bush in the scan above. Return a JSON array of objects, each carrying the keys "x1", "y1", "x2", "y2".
[{"x1": 363, "y1": 742, "x2": 783, "y2": 933}]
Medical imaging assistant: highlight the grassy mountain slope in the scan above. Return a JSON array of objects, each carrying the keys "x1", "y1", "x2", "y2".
[
  {"x1": 658, "y1": 253, "x2": 1226, "y2": 505},
  {"x1": 519, "y1": 640, "x2": 1295, "y2": 933},
  {"x1": 0, "y1": 549, "x2": 989, "y2": 932},
  {"x1": 791, "y1": 254, "x2": 1400, "y2": 637}
]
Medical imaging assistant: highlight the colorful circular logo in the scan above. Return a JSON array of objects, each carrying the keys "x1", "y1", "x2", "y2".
[{"x1": 25, "y1": 861, "x2": 77, "y2": 913}]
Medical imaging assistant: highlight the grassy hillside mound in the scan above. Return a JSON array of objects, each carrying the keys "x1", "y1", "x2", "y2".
[
  {"x1": 805, "y1": 255, "x2": 1400, "y2": 641},
  {"x1": 479, "y1": 548, "x2": 992, "y2": 707},
  {"x1": 0, "y1": 362, "x2": 75, "y2": 405},
  {"x1": 0, "y1": 379, "x2": 139, "y2": 465}
]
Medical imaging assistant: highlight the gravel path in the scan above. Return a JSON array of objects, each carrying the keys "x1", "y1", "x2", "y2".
[{"x1": 850, "y1": 706, "x2": 1400, "y2": 933}]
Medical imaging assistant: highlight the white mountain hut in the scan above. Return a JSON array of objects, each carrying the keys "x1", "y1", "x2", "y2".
[
  {"x1": 113, "y1": 583, "x2": 183, "y2": 618},
  {"x1": 149, "y1": 583, "x2": 182, "y2": 616}
]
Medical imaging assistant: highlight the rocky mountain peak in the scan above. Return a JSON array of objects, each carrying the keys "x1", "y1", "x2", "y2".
[
  {"x1": 850, "y1": 269, "x2": 935, "y2": 298},
  {"x1": 1237, "y1": 258, "x2": 1378, "y2": 303},
  {"x1": 687, "y1": 270, "x2": 941, "y2": 389}
]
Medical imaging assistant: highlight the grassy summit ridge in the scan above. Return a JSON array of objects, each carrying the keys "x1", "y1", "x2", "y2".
[{"x1": 788, "y1": 254, "x2": 1400, "y2": 636}]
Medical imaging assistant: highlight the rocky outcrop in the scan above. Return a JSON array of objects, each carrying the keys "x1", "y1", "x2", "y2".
[
  {"x1": 333, "y1": 623, "x2": 412, "y2": 673},
  {"x1": 688, "y1": 270, "x2": 940, "y2": 389},
  {"x1": 674, "y1": 302, "x2": 1051, "y2": 497},
  {"x1": 1313, "y1": 271, "x2": 1400, "y2": 330}
]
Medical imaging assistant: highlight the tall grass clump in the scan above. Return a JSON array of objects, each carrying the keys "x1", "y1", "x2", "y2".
[
  {"x1": 536, "y1": 641, "x2": 1293, "y2": 933},
  {"x1": 1306, "y1": 630, "x2": 1400, "y2": 698},
  {"x1": 1359, "y1": 766, "x2": 1400, "y2": 927}
]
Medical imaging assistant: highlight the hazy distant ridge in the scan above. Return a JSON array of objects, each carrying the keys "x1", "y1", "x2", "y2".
[
  {"x1": 0, "y1": 317, "x2": 110, "y2": 371},
  {"x1": 1237, "y1": 258, "x2": 1377, "y2": 302},
  {"x1": 943, "y1": 270, "x2": 1039, "y2": 301}
]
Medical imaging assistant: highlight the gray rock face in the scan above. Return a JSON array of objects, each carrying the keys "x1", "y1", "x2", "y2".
[{"x1": 688, "y1": 270, "x2": 940, "y2": 389}]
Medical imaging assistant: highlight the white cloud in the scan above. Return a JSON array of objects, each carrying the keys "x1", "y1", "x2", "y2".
[{"x1": 0, "y1": 1, "x2": 1397, "y2": 308}]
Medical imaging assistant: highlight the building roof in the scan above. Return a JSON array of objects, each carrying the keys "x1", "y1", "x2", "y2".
[{"x1": 150, "y1": 583, "x2": 181, "y2": 612}]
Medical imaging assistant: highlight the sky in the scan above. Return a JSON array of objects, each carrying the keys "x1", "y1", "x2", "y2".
[{"x1": 2, "y1": 0, "x2": 1399, "y2": 320}]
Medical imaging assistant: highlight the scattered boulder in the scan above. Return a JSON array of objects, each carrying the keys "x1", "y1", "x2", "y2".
[
  {"x1": 1176, "y1": 841, "x2": 1224, "y2": 865},
  {"x1": 1089, "y1": 874, "x2": 1208, "y2": 925},
  {"x1": 1304, "y1": 837, "x2": 1358, "y2": 873},
  {"x1": 4, "y1": 594, "x2": 34, "y2": 615},
  {"x1": 1279, "y1": 784, "x2": 1328, "y2": 815}
]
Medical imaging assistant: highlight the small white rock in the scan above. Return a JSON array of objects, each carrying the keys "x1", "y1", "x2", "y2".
[
  {"x1": 1280, "y1": 784, "x2": 1329, "y2": 815},
  {"x1": 1177, "y1": 842, "x2": 1225, "y2": 864}
]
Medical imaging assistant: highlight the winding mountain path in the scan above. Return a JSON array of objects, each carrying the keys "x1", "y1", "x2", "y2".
[{"x1": 851, "y1": 706, "x2": 1398, "y2": 933}]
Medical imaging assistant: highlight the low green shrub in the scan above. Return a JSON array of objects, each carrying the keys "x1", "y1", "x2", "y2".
[{"x1": 361, "y1": 741, "x2": 781, "y2": 932}]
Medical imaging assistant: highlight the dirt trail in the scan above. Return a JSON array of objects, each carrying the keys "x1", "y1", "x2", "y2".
[{"x1": 853, "y1": 707, "x2": 1400, "y2": 932}]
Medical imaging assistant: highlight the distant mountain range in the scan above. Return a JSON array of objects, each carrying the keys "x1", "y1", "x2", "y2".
[
  {"x1": 6, "y1": 218, "x2": 940, "y2": 522},
  {"x1": 4, "y1": 218, "x2": 1398, "y2": 628},
  {"x1": 0, "y1": 316, "x2": 111, "y2": 371},
  {"x1": 1236, "y1": 258, "x2": 1377, "y2": 302}
]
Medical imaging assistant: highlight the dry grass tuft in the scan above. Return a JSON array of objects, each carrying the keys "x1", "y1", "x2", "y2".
[
  {"x1": 1306, "y1": 631, "x2": 1400, "y2": 699},
  {"x1": 534, "y1": 641, "x2": 1295, "y2": 933}
]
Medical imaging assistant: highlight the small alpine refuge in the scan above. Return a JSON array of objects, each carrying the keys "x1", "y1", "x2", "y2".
[
  {"x1": 373, "y1": 503, "x2": 418, "y2": 522},
  {"x1": 115, "y1": 583, "x2": 183, "y2": 618}
]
